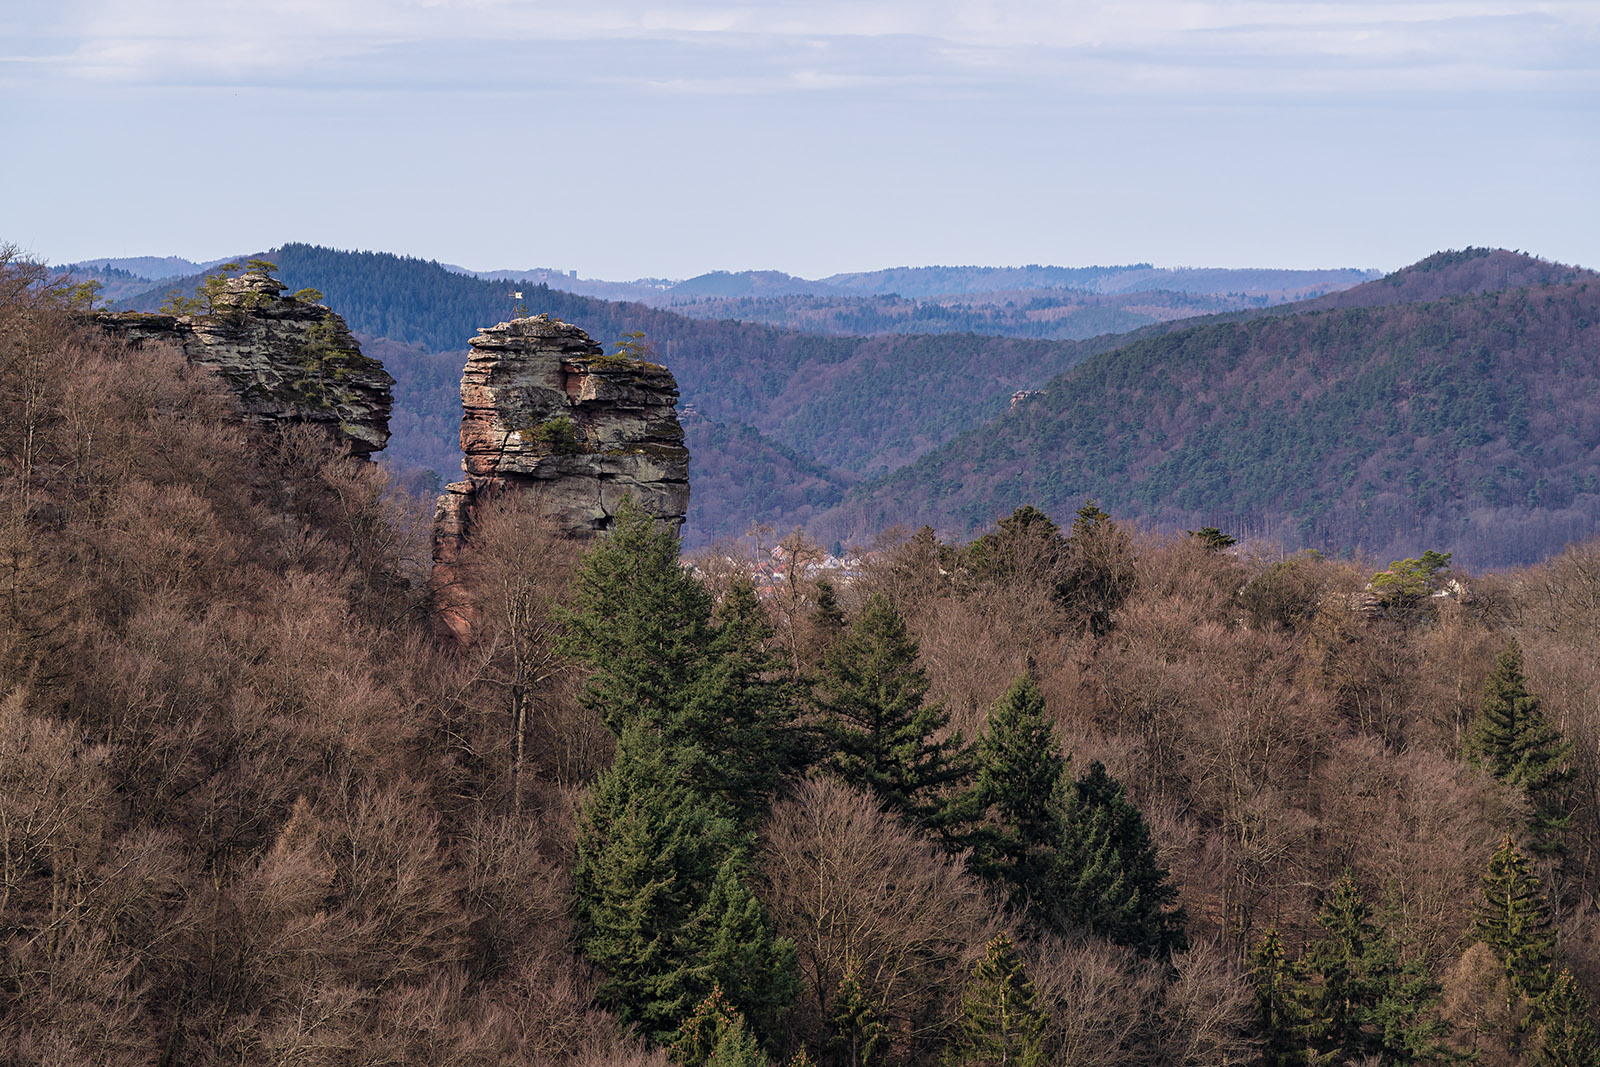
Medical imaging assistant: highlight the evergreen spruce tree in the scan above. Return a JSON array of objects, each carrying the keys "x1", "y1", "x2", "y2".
[
  {"x1": 574, "y1": 724, "x2": 797, "y2": 1046},
  {"x1": 949, "y1": 933, "x2": 1048, "y2": 1067},
  {"x1": 812, "y1": 578, "x2": 847, "y2": 635},
  {"x1": 1531, "y1": 969, "x2": 1600, "y2": 1067},
  {"x1": 1464, "y1": 640, "x2": 1574, "y2": 854},
  {"x1": 1052, "y1": 760, "x2": 1185, "y2": 956},
  {"x1": 814, "y1": 594, "x2": 975, "y2": 844},
  {"x1": 1252, "y1": 927, "x2": 1323, "y2": 1067},
  {"x1": 962, "y1": 506, "x2": 1064, "y2": 586},
  {"x1": 970, "y1": 675, "x2": 1068, "y2": 907},
  {"x1": 680, "y1": 578, "x2": 805, "y2": 825},
  {"x1": 698, "y1": 854, "x2": 801, "y2": 1039},
  {"x1": 560, "y1": 496, "x2": 715, "y2": 735},
  {"x1": 707, "y1": 1017, "x2": 772, "y2": 1067},
  {"x1": 673, "y1": 986, "x2": 745, "y2": 1067},
  {"x1": 1473, "y1": 834, "x2": 1557, "y2": 1008},
  {"x1": 1302, "y1": 872, "x2": 1388, "y2": 1060},
  {"x1": 1294, "y1": 873, "x2": 1451, "y2": 1065},
  {"x1": 565, "y1": 506, "x2": 799, "y2": 826},
  {"x1": 828, "y1": 967, "x2": 889, "y2": 1067},
  {"x1": 1367, "y1": 923, "x2": 1453, "y2": 1063},
  {"x1": 671, "y1": 988, "x2": 774, "y2": 1067}
]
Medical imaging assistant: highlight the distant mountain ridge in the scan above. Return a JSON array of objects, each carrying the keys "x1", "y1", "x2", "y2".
[
  {"x1": 67, "y1": 254, "x2": 235, "y2": 279},
  {"x1": 815, "y1": 251, "x2": 1600, "y2": 568}
]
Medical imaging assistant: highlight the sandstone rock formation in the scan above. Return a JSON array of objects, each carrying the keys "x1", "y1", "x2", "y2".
[
  {"x1": 93, "y1": 272, "x2": 393, "y2": 458},
  {"x1": 431, "y1": 315, "x2": 690, "y2": 639}
]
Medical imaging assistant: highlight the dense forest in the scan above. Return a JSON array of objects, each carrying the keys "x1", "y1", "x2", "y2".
[
  {"x1": 826, "y1": 256, "x2": 1600, "y2": 569},
  {"x1": 7, "y1": 245, "x2": 1600, "y2": 1065},
  {"x1": 634, "y1": 290, "x2": 1223, "y2": 342}
]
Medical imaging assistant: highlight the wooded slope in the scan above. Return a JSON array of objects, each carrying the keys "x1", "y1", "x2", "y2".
[{"x1": 822, "y1": 254, "x2": 1600, "y2": 569}]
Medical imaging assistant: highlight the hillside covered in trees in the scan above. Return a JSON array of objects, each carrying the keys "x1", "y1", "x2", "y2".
[
  {"x1": 7, "y1": 245, "x2": 1600, "y2": 1065},
  {"x1": 821, "y1": 251, "x2": 1600, "y2": 569}
]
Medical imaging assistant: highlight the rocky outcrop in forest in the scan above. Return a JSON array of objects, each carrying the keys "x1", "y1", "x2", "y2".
[
  {"x1": 93, "y1": 271, "x2": 394, "y2": 458},
  {"x1": 431, "y1": 315, "x2": 690, "y2": 635}
]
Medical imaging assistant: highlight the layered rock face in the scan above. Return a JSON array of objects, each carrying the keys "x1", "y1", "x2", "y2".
[
  {"x1": 432, "y1": 315, "x2": 690, "y2": 638},
  {"x1": 93, "y1": 273, "x2": 393, "y2": 458}
]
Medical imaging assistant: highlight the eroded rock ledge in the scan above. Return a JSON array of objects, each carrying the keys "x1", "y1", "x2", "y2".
[
  {"x1": 431, "y1": 315, "x2": 690, "y2": 638},
  {"x1": 92, "y1": 272, "x2": 393, "y2": 458}
]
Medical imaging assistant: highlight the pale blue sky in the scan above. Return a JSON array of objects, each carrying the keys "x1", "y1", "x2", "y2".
[{"x1": 3, "y1": 0, "x2": 1596, "y2": 278}]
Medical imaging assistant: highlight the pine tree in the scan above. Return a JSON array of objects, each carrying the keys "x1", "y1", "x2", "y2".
[
  {"x1": 812, "y1": 578, "x2": 846, "y2": 632},
  {"x1": 698, "y1": 854, "x2": 801, "y2": 1039},
  {"x1": 970, "y1": 675, "x2": 1068, "y2": 907},
  {"x1": 565, "y1": 506, "x2": 799, "y2": 825},
  {"x1": 1292, "y1": 873, "x2": 1451, "y2": 1065},
  {"x1": 828, "y1": 967, "x2": 889, "y2": 1067},
  {"x1": 950, "y1": 933, "x2": 1047, "y2": 1067},
  {"x1": 1531, "y1": 969, "x2": 1600, "y2": 1067},
  {"x1": 1303, "y1": 872, "x2": 1388, "y2": 1059},
  {"x1": 1473, "y1": 834, "x2": 1557, "y2": 1008},
  {"x1": 1252, "y1": 927, "x2": 1323, "y2": 1067},
  {"x1": 574, "y1": 724, "x2": 797, "y2": 1045},
  {"x1": 1051, "y1": 760, "x2": 1185, "y2": 956},
  {"x1": 814, "y1": 594, "x2": 974, "y2": 844},
  {"x1": 707, "y1": 1017, "x2": 772, "y2": 1067},
  {"x1": 1465, "y1": 640, "x2": 1574, "y2": 854},
  {"x1": 962, "y1": 506, "x2": 1064, "y2": 586},
  {"x1": 560, "y1": 495, "x2": 715, "y2": 735},
  {"x1": 673, "y1": 989, "x2": 772, "y2": 1067},
  {"x1": 679, "y1": 578, "x2": 805, "y2": 825},
  {"x1": 673, "y1": 986, "x2": 745, "y2": 1067}
]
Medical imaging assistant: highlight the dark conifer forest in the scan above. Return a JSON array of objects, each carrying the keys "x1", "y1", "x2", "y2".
[{"x1": 7, "y1": 243, "x2": 1600, "y2": 1065}]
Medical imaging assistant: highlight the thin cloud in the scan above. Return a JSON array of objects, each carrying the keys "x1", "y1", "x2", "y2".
[{"x1": 10, "y1": 0, "x2": 1593, "y2": 98}]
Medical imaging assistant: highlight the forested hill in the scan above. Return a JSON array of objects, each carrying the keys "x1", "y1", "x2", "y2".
[
  {"x1": 818, "y1": 259, "x2": 1600, "y2": 569},
  {"x1": 1290, "y1": 247, "x2": 1595, "y2": 314}
]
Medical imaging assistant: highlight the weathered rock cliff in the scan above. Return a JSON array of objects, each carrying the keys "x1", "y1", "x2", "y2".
[
  {"x1": 431, "y1": 315, "x2": 690, "y2": 638},
  {"x1": 93, "y1": 272, "x2": 393, "y2": 458}
]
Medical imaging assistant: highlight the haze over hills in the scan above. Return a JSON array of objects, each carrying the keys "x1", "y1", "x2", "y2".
[
  {"x1": 817, "y1": 249, "x2": 1600, "y2": 569},
  {"x1": 445, "y1": 261, "x2": 1384, "y2": 342}
]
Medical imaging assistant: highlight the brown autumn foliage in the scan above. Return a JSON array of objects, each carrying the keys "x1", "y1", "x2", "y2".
[
  {"x1": 5, "y1": 240, "x2": 1600, "y2": 1064},
  {"x1": 0, "y1": 247, "x2": 658, "y2": 1067}
]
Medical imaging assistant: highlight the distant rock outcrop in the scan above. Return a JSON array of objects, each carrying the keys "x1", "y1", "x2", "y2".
[
  {"x1": 93, "y1": 272, "x2": 393, "y2": 458},
  {"x1": 431, "y1": 315, "x2": 690, "y2": 637}
]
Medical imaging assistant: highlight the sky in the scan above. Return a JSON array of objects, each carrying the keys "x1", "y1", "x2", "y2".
[{"x1": 2, "y1": 0, "x2": 1596, "y2": 279}]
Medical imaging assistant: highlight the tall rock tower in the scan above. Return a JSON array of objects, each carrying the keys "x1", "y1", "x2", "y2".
[{"x1": 431, "y1": 315, "x2": 690, "y2": 637}]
